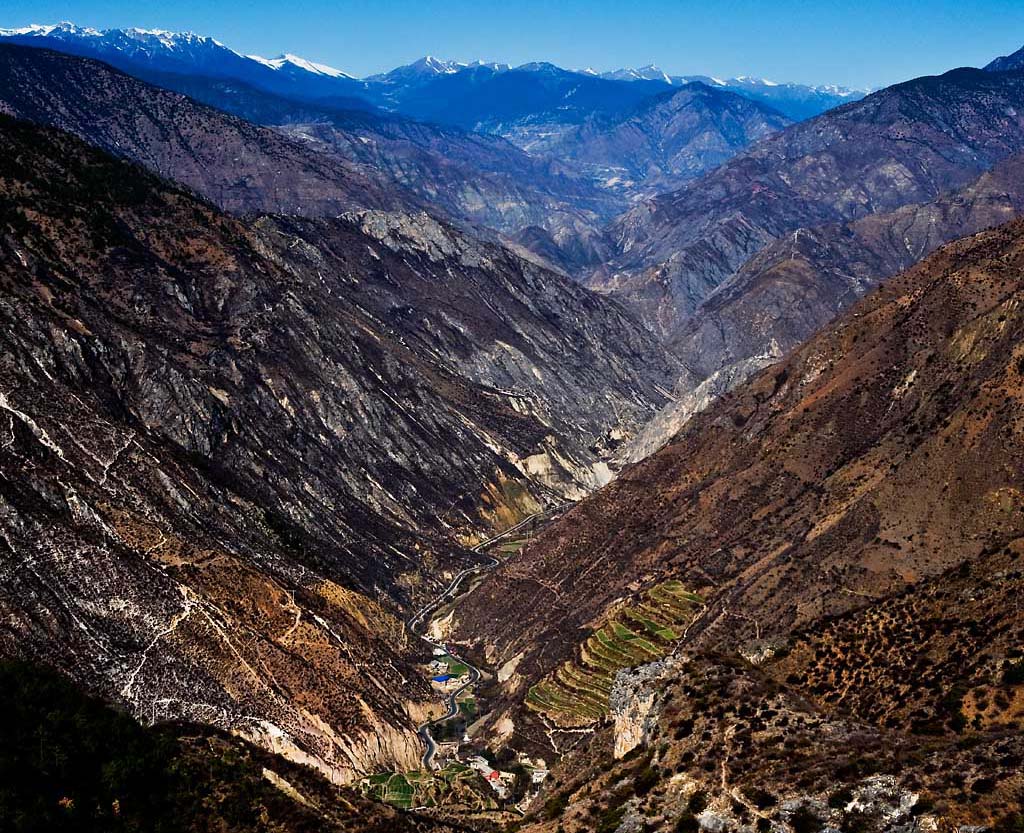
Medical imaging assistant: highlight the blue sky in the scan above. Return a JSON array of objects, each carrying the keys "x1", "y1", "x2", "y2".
[{"x1": 5, "y1": 0, "x2": 1024, "y2": 88}]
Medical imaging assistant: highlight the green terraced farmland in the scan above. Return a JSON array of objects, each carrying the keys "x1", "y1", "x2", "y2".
[
  {"x1": 360, "y1": 765, "x2": 489, "y2": 810},
  {"x1": 526, "y1": 581, "x2": 702, "y2": 726}
]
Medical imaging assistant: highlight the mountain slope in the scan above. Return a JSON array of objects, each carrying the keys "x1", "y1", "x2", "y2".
[
  {"x1": 0, "y1": 22, "x2": 374, "y2": 104},
  {"x1": 516, "y1": 556, "x2": 1024, "y2": 833},
  {"x1": 0, "y1": 43, "x2": 398, "y2": 216},
  {"x1": 594, "y1": 66, "x2": 1024, "y2": 338},
  {"x1": 361, "y1": 61, "x2": 669, "y2": 132},
  {"x1": 0, "y1": 114, "x2": 673, "y2": 784},
  {"x1": 0, "y1": 43, "x2": 623, "y2": 271},
  {"x1": 624, "y1": 152, "x2": 1024, "y2": 461},
  {"x1": 504, "y1": 83, "x2": 791, "y2": 198},
  {"x1": 146, "y1": 71, "x2": 622, "y2": 268},
  {"x1": 985, "y1": 42, "x2": 1024, "y2": 73},
  {"x1": 0, "y1": 31, "x2": 807, "y2": 248},
  {"x1": 454, "y1": 212, "x2": 1024, "y2": 753},
  {"x1": 407, "y1": 67, "x2": 786, "y2": 200},
  {"x1": 0, "y1": 661, "x2": 459, "y2": 833},
  {"x1": 696, "y1": 75, "x2": 867, "y2": 120},
  {"x1": 601, "y1": 66, "x2": 866, "y2": 120}
]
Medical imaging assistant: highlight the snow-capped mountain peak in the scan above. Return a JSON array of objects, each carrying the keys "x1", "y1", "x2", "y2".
[
  {"x1": 0, "y1": 22, "x2": 226, "y2": 53},
  {"x1": 247, "y1": 52, "x2": 353, "y2": 78},
  {"x1": 0, "y1": 24, "x2": 869, "y2": 120},
  {"x1": 600, "y1": 64, "x2": 674, "y2": 84},
  {"x1": 0, "y1": 21, "x2": 100, "y2": 38},
  {"x1": 416, "y1": 55, "x2": 462, "y2": 74},
  {"x1": 120, "y1": 27, "x2": 223, "y2": 49},
  {"x1": 0, "y1": 22, "x2": 368, "y2": 96},
  {"x1": 365, "y1": 55, "x2": 512, "y2": 84}
]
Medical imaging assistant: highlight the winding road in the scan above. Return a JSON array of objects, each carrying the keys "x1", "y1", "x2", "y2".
[{"x1": 408, "y1": 505, "x2": 566, "y2": 770}]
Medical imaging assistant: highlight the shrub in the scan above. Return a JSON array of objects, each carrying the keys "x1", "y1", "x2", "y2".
[
  {"x1": 828, "y1": 786, "x2": 853, "y2": 809},
  {"x1": 596, "y1": 804, "x2": 627, "y2": 833},
  {"x1": 744, "y1": 786, "x2": 777, "y2": 809},
  {"x1": 633, "y1": 766, "x2": 660, "y2": 796},
  {"x1": 790, "y1": 805, "x2": 822, "y2": 833},
  {"x1": 544, "y1": 792, "x2": 569, "y2": 820},
  {"x1": 995, "y1": 814, "x2": 1024, "y2": 833},
  {"x1": 688, "y1": 790, "x2": 709, "y2": 813},
  {"x1": 1003, "y1": 660, "x2": 1024, "y2": 686},
  {"x1": 674, "y1": 812, "x2": 699, "y2": 832}
]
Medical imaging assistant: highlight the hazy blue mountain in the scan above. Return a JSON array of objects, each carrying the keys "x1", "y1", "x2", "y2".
[
  {"x1": 368, "y1": 59, "x2": 669, "y2": 130},
  {"x1": 0, "y1": 22, "x2": 374, "y2": 103},
  {"x1": 600, "y1": 63, "x2": 867, "y2": 119},
  {"x1": 0, "y1": 24, "x2": 861, "y2": 127},
  {"x1": 985, "y1": 42, "x2": 1024, "y2": 72}
]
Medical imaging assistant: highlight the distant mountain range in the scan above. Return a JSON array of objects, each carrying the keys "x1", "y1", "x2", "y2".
[
  {"x1": 0, "y1": 23, "x2": 865, "y2": 122},
  {"x1": 595, "y1": 63, "x2": 867, "y2": 120},
  {"x1": 0, "y1": 22, "x2": 377, "y2": 106},
  {"x1": 0, "y1": 25, "x2": 815, "y2": 269}
]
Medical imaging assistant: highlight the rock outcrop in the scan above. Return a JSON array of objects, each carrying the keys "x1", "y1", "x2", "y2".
[{"x1": 609, "y1": 657, "x2": 681, "y2": 759}]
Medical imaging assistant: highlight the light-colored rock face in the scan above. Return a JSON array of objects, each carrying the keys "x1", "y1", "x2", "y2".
[
  {"x1": 427, "y1": 609, "x2": 456, "y2": 642},
  {"x1": 351, "y1": 210, "x2": 484, "y2": 266},
  {"x1": 518, "y1": 443, "x2": 605, "y2": 500},
  {"x1": 609, "y1": 657, "x2": 681, "y2": 759},
  {"x1": 244, "y1": 716, "x2": 423, "y2": 785},
  {"x1": 843, "y1": 777, "x2": 919, "y2": 828},
  {"x1": 618, "y1": 352, "x2": 781, "y2": 463},
  {"x1": 612, "y1": 688, "x2": 657, "y2": 760},
  {"x1": 497, "y1": 652, "x2": 524, "y2": 684}
]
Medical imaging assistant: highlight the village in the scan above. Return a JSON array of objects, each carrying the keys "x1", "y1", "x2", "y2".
[
  {"x1": 424, "y1": 646, "x2": 548, "y2": 804},
  {"x1": 357, "y1": 643, "x2": 549, "y2": 814},
  {"x1": 358, "y1": 512, "x2": 559, "y2": 816}
]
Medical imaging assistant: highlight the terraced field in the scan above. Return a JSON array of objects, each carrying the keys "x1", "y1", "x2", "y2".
[
  {"x1": 363, "y1": 772, "x2": 417, "y2": 809},
  {"x1": 526, "y1": 581, "x2": 702, "y2": 725},
  {"x1": 361, "y1": 763, "x2": 496, "y2": 810}
]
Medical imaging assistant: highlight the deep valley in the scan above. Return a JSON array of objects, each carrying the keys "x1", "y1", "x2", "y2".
[{"x1": 0, "y1": 15, "x2": 1022, "y2": 833}]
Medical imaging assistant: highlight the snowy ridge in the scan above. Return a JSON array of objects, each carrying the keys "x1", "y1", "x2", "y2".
[
  {"x1": 0, "y1": 22, "x2": 868, "y2": 119},
  {"x1": 247, "y1": 52, "x2": 353, "y2": 78},
  {"x1": 0, "y1": 23, "x2": 867, "y2": 97}
]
